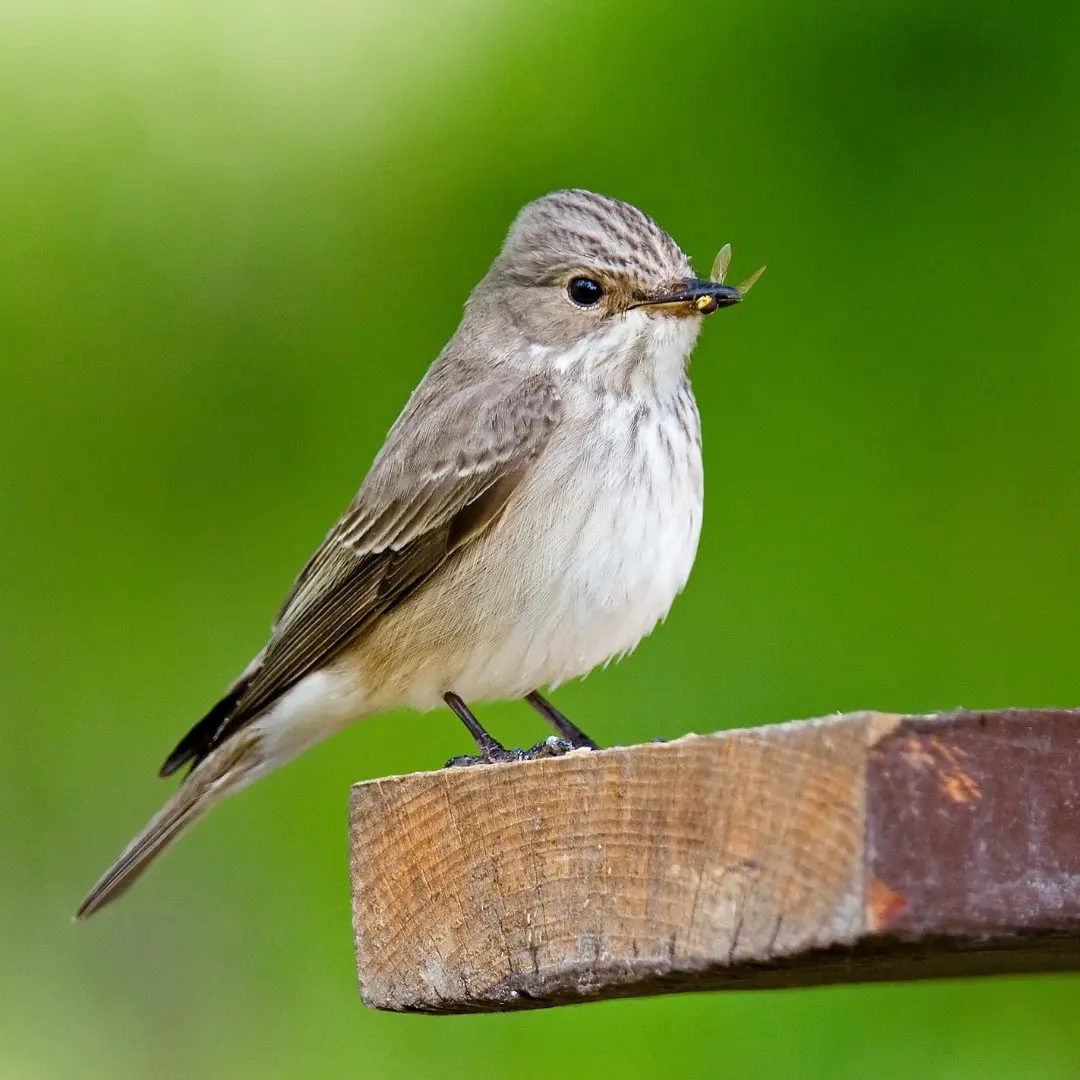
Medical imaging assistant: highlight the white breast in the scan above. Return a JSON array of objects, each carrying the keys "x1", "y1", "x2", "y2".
[
  {"x1": 430, "y1": 378, "x2": 704, "y2": 704},
  {"x1": 341, "y1": 304, "x2": 709, "y2": 713}
]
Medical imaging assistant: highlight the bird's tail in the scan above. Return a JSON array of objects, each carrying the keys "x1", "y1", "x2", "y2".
[{"x1": 75, "y1": 731, "x2": 262, "y2": 921}]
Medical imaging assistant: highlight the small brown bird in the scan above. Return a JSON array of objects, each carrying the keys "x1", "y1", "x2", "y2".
[{"x1": 76, "y1": 189, "x2": 754, "y2": 919}]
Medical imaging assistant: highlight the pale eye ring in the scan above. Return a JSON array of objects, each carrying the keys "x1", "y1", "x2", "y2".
[{"x1": 567, "y1": 276, "x2": 604, "y2": 307}]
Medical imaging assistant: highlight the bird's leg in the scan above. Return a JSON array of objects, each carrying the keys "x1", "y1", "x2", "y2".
[
  {"x1": 443, "y1": 691, "x2": 577, "y2": 767},
  {"x1": 525, "y1": 691, "x2": 599, "y2": 750},
  {"x1": 443, "y1": 691, "x2": 507, "y2": 760}
]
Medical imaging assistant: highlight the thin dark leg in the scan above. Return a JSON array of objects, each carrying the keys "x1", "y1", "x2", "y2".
[
  {"x1": 444, "y1": 692, "x2": 505, "y2": 759},
  {"x1": 525, "y1": 691, "x2": 599, "y2": 750},
  {"x1": 443, "y1": 692, "x2": 580, "y2": 768}
]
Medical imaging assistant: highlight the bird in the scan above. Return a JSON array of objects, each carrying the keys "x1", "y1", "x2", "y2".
[{"x1": 75, "y1": 188, "x2": 750, "y2": 920}]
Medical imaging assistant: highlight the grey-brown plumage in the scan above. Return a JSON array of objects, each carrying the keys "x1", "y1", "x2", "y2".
[
  {"x1": 161, "y1": 375, "x2": 562, "y2": 777},
  {"x1": 76, "y1": 189, "x2": 749, "y2": 919}
]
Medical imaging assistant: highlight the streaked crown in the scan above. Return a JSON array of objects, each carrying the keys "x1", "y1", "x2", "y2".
[{"x1": 492, "y1": 189, "x2": 691, "y2": 289}]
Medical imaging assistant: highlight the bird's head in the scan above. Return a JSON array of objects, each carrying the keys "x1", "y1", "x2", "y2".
[{"x1": 470, "y1": 189, "x2": 745, "y2": 388}]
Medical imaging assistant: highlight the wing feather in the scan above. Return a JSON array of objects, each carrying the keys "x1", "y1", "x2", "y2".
[{"x1": 160, "y1": 373, "x2": 561, "y2": 775}]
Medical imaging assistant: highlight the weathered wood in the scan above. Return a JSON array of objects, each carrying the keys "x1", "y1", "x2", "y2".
[{"x1": 349, "y1": 708, "x2": 1080, "y2": 1013}]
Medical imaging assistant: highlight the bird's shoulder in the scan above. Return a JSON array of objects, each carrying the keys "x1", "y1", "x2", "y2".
[
  {"x1": 275, "y1": 365, "x2": 563, "y2": 622},
  {"x1": 158, "y1": 364, "x2": 563, "y2": 776}
]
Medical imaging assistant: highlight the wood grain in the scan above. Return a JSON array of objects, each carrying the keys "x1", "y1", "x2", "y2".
[{"x1": 349, "y1": 709, "x2": 1080, "y2": 1012}]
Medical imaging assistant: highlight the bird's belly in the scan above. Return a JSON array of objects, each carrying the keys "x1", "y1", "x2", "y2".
[
  {"x1": 361, "y1": 396, "x2": 704, "y2": 710},
  {"x1": 516, "y1": 476, "x2": 702, "y2": 689}
]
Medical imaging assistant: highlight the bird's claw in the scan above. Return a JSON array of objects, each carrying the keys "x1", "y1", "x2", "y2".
[
  {"x1": 530, "y1": 735, "x2": 575, "y2": 758},
  {"x1": 444, "y1": 736, "x2": 576, "y2": 769}
]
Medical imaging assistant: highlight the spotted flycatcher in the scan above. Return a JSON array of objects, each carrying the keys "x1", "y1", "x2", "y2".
[{"x1": 76, "y1": 189, "x2": 753, "y2": 918}]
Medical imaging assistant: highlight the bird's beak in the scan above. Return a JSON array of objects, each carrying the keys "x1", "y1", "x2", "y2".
[{"x1": 634, "y1": 277, "x2": 744, "y2": 316}]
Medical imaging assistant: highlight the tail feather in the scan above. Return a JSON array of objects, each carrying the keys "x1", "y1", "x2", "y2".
[
  {"x1": 159, "y1": 659, "x2": 261, "y2": 778},
  {"x1": 75, "y1": 734, "x2": 259, "y2": 921}
]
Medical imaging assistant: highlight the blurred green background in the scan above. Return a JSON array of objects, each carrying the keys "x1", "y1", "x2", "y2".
[{"x1": 3, "y1": 0, "x2": 1080, "y2": 1076}]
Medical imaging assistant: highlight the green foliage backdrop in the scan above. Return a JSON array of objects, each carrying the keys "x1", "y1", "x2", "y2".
[{"x1": 3, "y1": 1, "x2": 1079, "y2": 1076}]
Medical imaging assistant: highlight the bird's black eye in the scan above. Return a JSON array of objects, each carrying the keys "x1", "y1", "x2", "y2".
[{"x1": 567, "y1": 276, "x2": 604, "y2": 308}]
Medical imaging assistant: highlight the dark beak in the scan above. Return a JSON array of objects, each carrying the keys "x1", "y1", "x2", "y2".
[{"x1": 635, "y1": 277, "x2": 743, "y2": 316}]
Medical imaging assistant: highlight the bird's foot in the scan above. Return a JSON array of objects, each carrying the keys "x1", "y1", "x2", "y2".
[
  {"x1": 528, "y1": 735, "x2": 575, "y2": 759},
  {"x1": 444, "y1": 736, "x2": 575, "y2": 769},
  {"x1": 441, "y1": 691, "x2": 589, "y2": 767},
  {"x1": 443, "y1": 744, "x2": 523, "y2": 768}
]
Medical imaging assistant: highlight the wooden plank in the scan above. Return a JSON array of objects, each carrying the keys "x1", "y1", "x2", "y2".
[{"x1": 348, "y1": 709, "x2": 1080, "y2": 1013}]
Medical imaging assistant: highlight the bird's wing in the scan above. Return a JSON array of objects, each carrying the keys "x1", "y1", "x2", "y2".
[{"x1": 160, "y1": 373, "x2": 562, "y2": 776}]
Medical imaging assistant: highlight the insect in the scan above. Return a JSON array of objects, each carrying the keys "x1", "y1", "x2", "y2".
[{"x1": 710, "y1": 242, "x2": 766, "y2": 296}]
